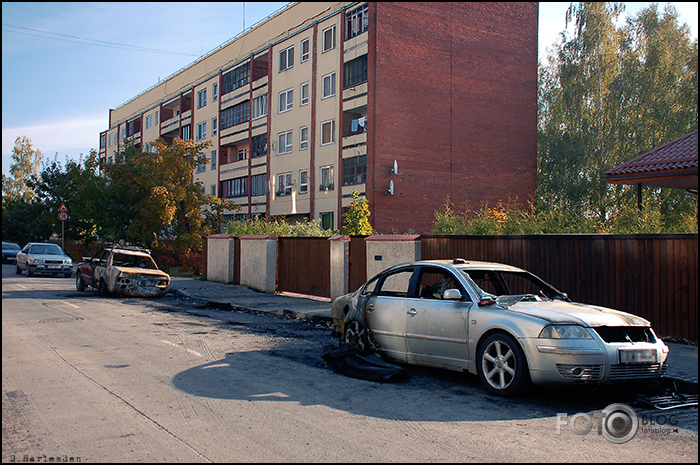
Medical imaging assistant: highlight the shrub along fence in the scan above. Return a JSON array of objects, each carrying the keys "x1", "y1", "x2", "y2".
[{"x1": 204, "y1": 233, "x2": 697, "y2": 341}]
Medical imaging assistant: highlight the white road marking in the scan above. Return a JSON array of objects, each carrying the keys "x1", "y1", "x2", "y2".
[
  {"x1": 60, "y1": 301, "x2": 80, "y2": 308},
  {"x1": 160, "y1": 340, "x2": 202, "y2": 357},
  {"x1": 15, "y1": 284, "x2": 27, "y2": 289}
]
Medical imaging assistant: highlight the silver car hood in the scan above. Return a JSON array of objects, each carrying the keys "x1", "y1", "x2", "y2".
[
  {"x1": 504, "y1": 300, "x2": 651, "y2": 327},
  {"x1": 29, "y1": 253, "x2": 69, "y2": 262}
]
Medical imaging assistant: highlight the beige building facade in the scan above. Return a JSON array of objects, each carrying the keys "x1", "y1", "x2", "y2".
[{"x1": 99, "y1": 2, "x2": 538, "y2": 234}]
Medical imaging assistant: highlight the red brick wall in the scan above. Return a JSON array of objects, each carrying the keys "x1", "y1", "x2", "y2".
[{"x1": 367, "y1": 2, "x2": 538, "y2": 234}]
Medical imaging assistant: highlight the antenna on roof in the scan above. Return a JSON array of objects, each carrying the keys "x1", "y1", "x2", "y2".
[{"x1": 243, "y1": 2, "x2": 246, "y2": 31}]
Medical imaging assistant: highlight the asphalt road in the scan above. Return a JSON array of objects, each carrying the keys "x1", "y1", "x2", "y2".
[{"x1": 2, "y1": 264, "x2": 698, "y2": 462}]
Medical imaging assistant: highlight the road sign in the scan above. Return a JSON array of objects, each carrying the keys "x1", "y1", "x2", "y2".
[
  {"x1": 59, "y1": 202, "x2": 68, "y2": 213},
  {"x1": 58, "y1": 212, "x2": 68, "y2": 222}
]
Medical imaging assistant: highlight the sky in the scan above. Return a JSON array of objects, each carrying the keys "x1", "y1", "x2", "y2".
[{"x1": 2, "y1": 2, "x2": 698, "y2": 179}]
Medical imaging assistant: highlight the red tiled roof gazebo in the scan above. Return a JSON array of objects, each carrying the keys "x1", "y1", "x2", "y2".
[{"x1": 604, "y1": 130, "x2": 698, "y2": 209}]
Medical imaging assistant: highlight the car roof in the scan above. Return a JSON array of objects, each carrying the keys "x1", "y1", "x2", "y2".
[{"x1": 402, "y1": 259, "x2": 527, "y2": 273}]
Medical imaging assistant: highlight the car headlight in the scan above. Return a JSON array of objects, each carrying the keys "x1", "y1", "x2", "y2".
[
  {"x1": 539, "y1": 325, "x2": 592, "y2": 339},
  {"x1": 35, "y1": 259, "x2": 44, "y2": 264}
]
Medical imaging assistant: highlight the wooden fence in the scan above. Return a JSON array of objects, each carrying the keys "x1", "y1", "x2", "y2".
[
  {"x1": 277, "y1": 237, "x2": 330, "y2": 297},
  {"x1": 208, "y1": 233, "x2": 697, "y2": 340},
  {"x1": 421, "y1": 234, "x2": 698, "y2": 340}
]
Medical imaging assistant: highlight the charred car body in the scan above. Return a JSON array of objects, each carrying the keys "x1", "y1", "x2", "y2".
[
  {"x1": 76, "y1": 245, "x2": 170, "y2": 297},
  {"x1": 331, "y1": 259, "x2": 669, "y2": 396}
]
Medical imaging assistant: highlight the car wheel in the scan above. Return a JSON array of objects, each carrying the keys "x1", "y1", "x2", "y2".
[
  {"x1": 15, "y1": 263, "x2": 22, "y2": 275},
  {"x1": 477, "y1": 332, "x2": 530, "y2": 396},
  {"x1": 343, "y1": 320, "x2": 371, "y2": 353},
  {"x1": 76, "y1": 274, "x2": 86, "y2": 292}
]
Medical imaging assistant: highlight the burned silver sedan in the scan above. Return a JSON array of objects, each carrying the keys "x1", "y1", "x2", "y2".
[{"x1": 331, "y1": 259, "x2": 669, "y2": 396}]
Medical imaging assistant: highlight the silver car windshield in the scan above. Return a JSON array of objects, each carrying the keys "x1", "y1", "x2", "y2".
[
  {"x1": 460, "y1": 269, "x2": 566, "y2": 307},
  {"x1": 30, "y1": 245, "x2": 64, "y2": 255}
]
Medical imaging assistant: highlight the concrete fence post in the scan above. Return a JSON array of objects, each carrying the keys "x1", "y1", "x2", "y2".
[
  {"x1": 328, "y1": 235, "x2": 350, "y2": 300},
  {"x1": 239, "y1": 235, "x2": 277, "y2": 293},
  {"x1": 206, "y1": 234, "x2": 236, "y2": 283},
  {"x1": 365, "y1": 235, "x2": 421, "y2": 279}
]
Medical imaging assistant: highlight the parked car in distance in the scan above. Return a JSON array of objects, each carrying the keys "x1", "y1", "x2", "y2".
[
  {"x1": 2, "y1": 242, "x2": 22, "y2": 264},
  {"x1": 15, "y1": 242, "x2": 73, "y2": 277},
  {"x1": 76, "y1": 245, "x2": 170, "y2": 297},
  {"x1": 331, "y1": 259, "x2": 669, "y2": 396}
]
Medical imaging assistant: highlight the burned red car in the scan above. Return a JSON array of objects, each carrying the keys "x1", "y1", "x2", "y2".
[{"x1": 76, "y1": 245, "x2": 170, "y2": 297}]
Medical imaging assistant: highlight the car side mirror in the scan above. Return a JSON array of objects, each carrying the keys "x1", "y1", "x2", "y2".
[{"x1": 443, "y1": 289, "x2": 463, "y2": 300}]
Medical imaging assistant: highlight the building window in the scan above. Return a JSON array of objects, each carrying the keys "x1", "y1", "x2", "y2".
[
  {"x1": 322, "y1": 25, "x2": 336, "y2": 53},
  {"x1": 121, "y1": 127, "x2": 126, "y2": 140},
  {"x1": 320, "y1": 212, "x2": 334, "y2": 230},
  {"x1": 220, "y1": 100, "x2": 250, "y2": 130},
  {"x1": 301, "y1": 38, "x2": 310, "y2": 62},
  {"x1": 145, "y1": 115, "x2": 152, "y2": 129},
  {"x1": 155, "y1": 111, "x2": 159, "y2": 125},
  {"x1": 251, "y1": 174, "x2": 266, "y2": 197},
  {"x1": 279, "y1": 88, "x2": 293, "y2": 113},
  {"x1": 197, "y1": 89, "x2": 207, "y2": 109},
  {"x1": 237, "y1": 148, "x2": 248, "y2": 161},
  {"x1": 320, "y1": 165, "x2": 334, "y2": 190},
  {"x1": 300, "y1": 126, "x2": 309, "y2": 150},
  {"x1": 108, "y1": 133, "x2": 113, "y2": 147},
  {"x1": 212, "y1": 117, "x2": 217, "y2": 135},
  {"x1": 344, "y1": 55, "x2": 368, "y2": 88},
  {"x1": 321, "y1": 120, "x2": 335, "y2": 145},
  {"x1": 211, "y1": 184, "x2": 216, "y2": 196},
  {"x1": 322, "y1": 72, "x2": 336, "y2": 99},
  {"x1": 211, "y1": 150, "x2": 217, "y2": 169},
  {"x1": 196, "y1": 155, "x2": 207, "y2": 173},
  {"x1": 222, "y1": 63, "x2": 250, "y2": 95},
  {"x1": 343, "y1": 155, "x2": 367, "y2": 186},
  {"x1": 277, "y1": 173, "x2": 292, "y2": 196},
  {"x1": 345, "y1": 4, "x2": 369, "y2": 40},
  {"x1": 278, "y1": 130, "x2": 293, "y2": 154},
  {"x1": 252, "y1": 134, "x2": 267, "y2": 158},
  {"x1": 300, "y1": 82, "x2": 309, "y2": 106},
  {"x1": 299, "y1": 169, "x2": 308, "y2": 194},
  {"x1": 181, "y1": 125, "x2": 191, "y2": 141},
  {"x1": 222, "y1": 177, "x2": 248, "y2": 198},
  {"x1": 212, "y1": 83, "x2": 218, "y2": 102},
  {"x1": 279, "y1": 46, "x2": 294, "y2": 72},
  {"x1": 197, "y1": 122, "x2": 207, "y2": 140},
  {"x1": 252, "y1": 94, "x2": 268, "y2": 119}
]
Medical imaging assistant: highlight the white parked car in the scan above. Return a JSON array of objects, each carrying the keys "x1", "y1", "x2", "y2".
[{"x1": 15, "y1": 242, "x2": 73, "y2": 277}]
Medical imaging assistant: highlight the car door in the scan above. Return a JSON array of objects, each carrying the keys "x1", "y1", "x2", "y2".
[
  {"x1": 405, "y1": 266, "x2": 473, "y2": 369},
  {"x1": 364, "y1": 266, "x2": 418, "y2": 363},
  {"x1": 83, "y1": 250, "x2": 108, "y2": 287}
]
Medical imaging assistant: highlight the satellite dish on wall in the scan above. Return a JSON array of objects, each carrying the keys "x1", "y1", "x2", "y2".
[{"x1": 389, "y1": 180, "x2": 395, "y2": 195}]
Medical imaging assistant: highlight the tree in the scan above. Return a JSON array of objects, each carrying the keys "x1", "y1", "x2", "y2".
[
  {"x1": 101, "y1": 138, "x2": 238, "y2": 253},
  {"x1": 538, "y1": 2, "x2": 697, "y2": 230},
  {"x1": 4, "y1": 136, "x2": 43, "y2": 201},
  {"x1": 340, "y1": 190, "x2": 373, "y2": 235},
  {"x1": 29, "y1": 150, "x2": 107, "y2": 244}
]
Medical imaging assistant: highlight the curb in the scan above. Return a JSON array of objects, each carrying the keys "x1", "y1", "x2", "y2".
[{"x1": 170, "y1": 289, "x2": 334, "y2": 325}]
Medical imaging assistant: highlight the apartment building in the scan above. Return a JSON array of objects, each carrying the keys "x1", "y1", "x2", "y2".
[{"x1": 99, "y1": 2, "x2": 538, "y2": 234}]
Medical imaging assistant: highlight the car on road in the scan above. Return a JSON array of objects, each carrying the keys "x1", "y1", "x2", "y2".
[
  {"x1": 2, "y1": 242, "x2": 22, "y2": 264},
  {"x1": 331, "y1": 259, "x2": 669, "y2": 396},
  {"x1": 76, "y1": 245, "x2": 170, "y2": 297},
  {"x1": 15, "y1": 242, "x2": 73, "y2": 277}
]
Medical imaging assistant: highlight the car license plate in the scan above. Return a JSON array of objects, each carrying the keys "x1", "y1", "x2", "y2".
[
  {"x1": 619, "y1": 349, "x2": 657, "y2": 364},
  {"x1": 48, "y1": 265, "x2": 61, "y2": 269}
]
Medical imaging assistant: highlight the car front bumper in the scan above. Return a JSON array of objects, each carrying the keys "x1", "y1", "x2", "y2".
[
  {"x1": 521, "y1": 337, "x2": 669, "y2": 386},
  {"x1": 29, "y1": 264, "x2": 72, "y2": 275}
]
